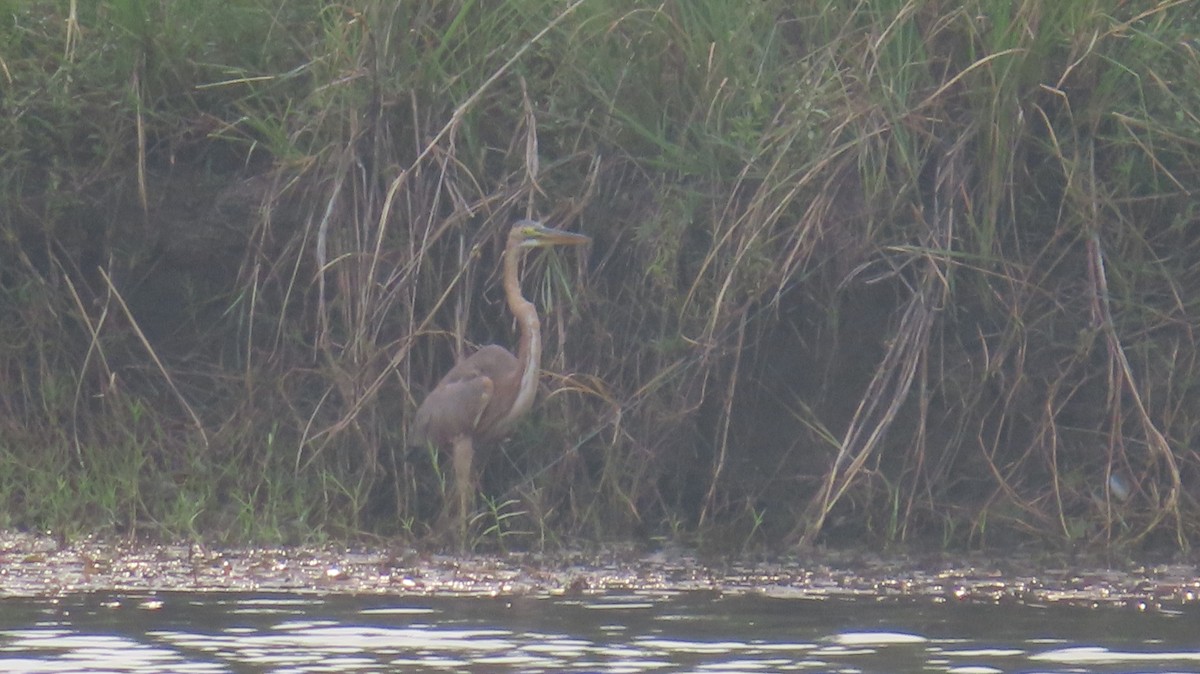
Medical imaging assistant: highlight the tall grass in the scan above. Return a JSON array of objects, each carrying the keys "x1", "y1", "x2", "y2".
[{"x1": 1, "y1": 0, "x2": 1198, "y2": 553}]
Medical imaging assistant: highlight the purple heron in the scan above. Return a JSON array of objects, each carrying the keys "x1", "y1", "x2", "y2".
[{"x1": 409, "y1": 219, "x2": 590, "y2": 541}]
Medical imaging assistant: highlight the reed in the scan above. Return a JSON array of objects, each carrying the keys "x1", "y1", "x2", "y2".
[{"x1": 1, "y1": 0, "x2": 1197, "y2": 553}]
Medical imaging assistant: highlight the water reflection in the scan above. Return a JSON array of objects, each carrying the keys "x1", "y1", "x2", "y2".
[{"x1": 0, "y1": 591, "x2": 1197, "y2": 672}]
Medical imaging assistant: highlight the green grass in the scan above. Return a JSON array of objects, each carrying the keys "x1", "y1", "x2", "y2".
[{"x1": 1, "y1": 0, "x2": 1198, "y2": 554}]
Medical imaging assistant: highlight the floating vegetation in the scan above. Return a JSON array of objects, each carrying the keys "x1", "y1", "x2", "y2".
[{"x1": 1, "y1": 532, "x2": 1198, "y2": 611}]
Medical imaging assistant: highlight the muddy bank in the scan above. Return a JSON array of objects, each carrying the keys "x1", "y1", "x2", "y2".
[{"x1": 0, "y1": 532, "x2": 1196, "y2": 610}]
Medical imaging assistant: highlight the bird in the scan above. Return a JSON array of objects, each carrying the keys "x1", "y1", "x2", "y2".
[{"x1": 409, "y1": 219, "x2": 590, "y2": 543}]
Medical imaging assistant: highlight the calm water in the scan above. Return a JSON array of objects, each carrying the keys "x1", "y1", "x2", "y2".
[{"x1": 0, "y1": 590, "x2": 1196, "y2": 673}]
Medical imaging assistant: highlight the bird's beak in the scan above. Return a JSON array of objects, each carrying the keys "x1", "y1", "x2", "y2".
[{"x1": 530, "y1": 223, "x2": 591, "y2": 247}]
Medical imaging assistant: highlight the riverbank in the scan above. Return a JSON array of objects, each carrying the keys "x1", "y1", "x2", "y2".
[{"x1": 3, "y1": 1, "x2": 1199, "y2": 553}]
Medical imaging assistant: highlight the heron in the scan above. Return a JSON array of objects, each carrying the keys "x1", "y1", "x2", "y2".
[{"x1": 409, "y1": 219, "x2": 590, "y2": 542}]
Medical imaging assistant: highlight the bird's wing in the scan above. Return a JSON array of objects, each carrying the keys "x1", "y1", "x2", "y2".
[
  {"x1": 409, "y1": 345, "x2": 521, "y2": 447},
  {"x1": 437, "y1": 345, "x2": 518, "y2": 384},
  {"x1": 409, "y1": 373, "x2": 494, "y2": 448}
]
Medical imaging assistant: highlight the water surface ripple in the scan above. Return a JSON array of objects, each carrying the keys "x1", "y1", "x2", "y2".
[{"x1": 1, "y1": 591, "x2": 1198, "y2": 673}]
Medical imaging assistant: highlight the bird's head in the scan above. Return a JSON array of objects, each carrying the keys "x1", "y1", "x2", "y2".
[{"x1": 510, "y1": 219, "x2": 591, "y2": 249}]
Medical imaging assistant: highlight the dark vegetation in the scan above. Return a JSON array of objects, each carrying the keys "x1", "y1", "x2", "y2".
[{"x1": 2, "y1": 0, "x2": 1198, "y2": 553}]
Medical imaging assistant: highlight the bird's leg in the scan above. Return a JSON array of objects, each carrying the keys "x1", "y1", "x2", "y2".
[{"x1": 451, "y1": 435, "x2": 475, "y2": 547}]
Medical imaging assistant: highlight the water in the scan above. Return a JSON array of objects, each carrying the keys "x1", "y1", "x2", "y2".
[{"x1": 1, "y1": 590, "x2": 1197, "y2": 673}]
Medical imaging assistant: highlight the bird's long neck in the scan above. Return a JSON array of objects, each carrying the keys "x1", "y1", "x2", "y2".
[{"x1": 499, "y1": 243, "x2": 540, "y2": 429}]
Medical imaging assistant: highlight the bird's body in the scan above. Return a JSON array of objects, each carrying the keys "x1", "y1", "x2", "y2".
[
  {"x1": 409, "y1": 345, "x2": 521, "y2": 448},
  {"x1": 410, "y1": 220, "x2": 589, "y2": 544}
]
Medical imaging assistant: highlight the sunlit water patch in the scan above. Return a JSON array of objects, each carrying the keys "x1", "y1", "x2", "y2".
[{"x1": 0, "y1": 591, "x2": 1198, "y2": 672}]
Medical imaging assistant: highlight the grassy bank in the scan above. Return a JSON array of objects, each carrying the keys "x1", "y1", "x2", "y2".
[{"x1": 1, "y1": 0, "x2": 1198, "y2": 553}]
